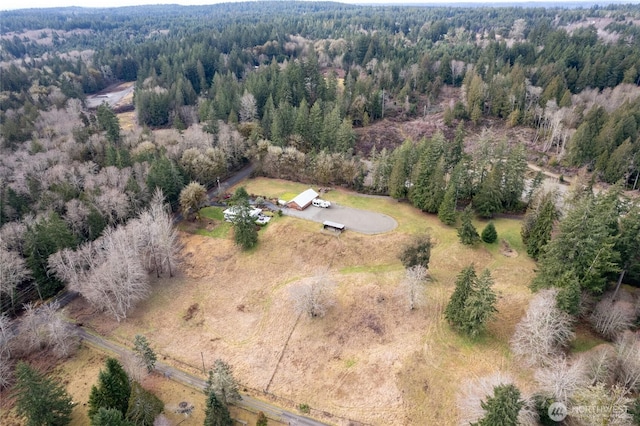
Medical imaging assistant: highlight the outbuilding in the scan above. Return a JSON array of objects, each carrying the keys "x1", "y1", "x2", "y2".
[
  {"x1": 322, "y1": 220, "x2": 345, "y2": 233},
  {"x1": 287, "y1": 188, "x2": 319, "y2": 211}
]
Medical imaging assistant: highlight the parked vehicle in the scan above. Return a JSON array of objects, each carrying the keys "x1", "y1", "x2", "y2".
[{"x1": 312, "y1": 198, "x2": 331, "y2": 208}]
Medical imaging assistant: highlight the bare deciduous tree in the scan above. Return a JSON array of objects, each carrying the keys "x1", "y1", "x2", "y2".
[
  {"x1": 83, "y1": 227, "x2": 149, "y2": 322},
  {"x1": 457, "y1": 372, "x2": 537, "y2": 426},
  {"x1": 0, "y1": 352, "x2": 13, "y2": 390},
  {"x1": 120, "y1": 351, "x2": 147, "y2": 382},
  {"x1": 535, "y1": 356, "x2": 588, "y2": 405},
  {"x1": 399, "y1": 265, "x2": 428, "y2": 311},
  {"x1": 153, "y1": 414, "x2": 173, "y2": 426},
  {"x1": 590, "y1": 294, "x2": 637, "y2": 340},
  {"x1": 16, "y1": 302, "x2": 78, "y2": 358},
  {"x1": 290, "y1": 271, "x2": 337, "y2": 318},
  {"x1": 0, "y1": 221, "x2": 27, "y2": 253},
  {"x1": 0, "y1": 244, "x2": 31, "y2": 307},
  {"x1": 136, "y1": 189, "x2": 180, "y2": 277},
  {"x1": 572, "y1": 383, "x2": 633, "y2": 426},
  {"x1": 510, "y1": 289, "x2": 575, "y2": 367},
  {"x1": 614, "y1": 331, "x2": 640, "y2": 393},
  {"x1": 0, "y1": 313, "x2": 13, "y2": 359},
  {"x1": 239, "y1": 91, "x2": 257, "y2": 123},
  {"x1": 579, "y1": 345, "x2": 616, "y2": 386}
]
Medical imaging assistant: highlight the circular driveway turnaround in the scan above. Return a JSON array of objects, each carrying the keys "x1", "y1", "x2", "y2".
[{"x1": 282, "y1": 203, "x2": 397, "y2": 234}]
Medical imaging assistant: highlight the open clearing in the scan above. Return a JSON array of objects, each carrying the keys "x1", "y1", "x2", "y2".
[{"x1": 67, "y1": 177, "x2": 541, "y2": 425}]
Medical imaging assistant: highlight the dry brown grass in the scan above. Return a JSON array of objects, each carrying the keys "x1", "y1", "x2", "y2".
[{"x1": 67, "y1": 179, "x2": 538, "y2": 425}]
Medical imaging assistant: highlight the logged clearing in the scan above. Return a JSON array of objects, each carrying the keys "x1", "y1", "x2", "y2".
[{"x1": 68, "y1": 178, "x2": 538, "y2": 425}]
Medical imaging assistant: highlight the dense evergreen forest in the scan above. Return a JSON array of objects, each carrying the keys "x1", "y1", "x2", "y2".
[{"x1": 1, "y1": 1, "x2": 640, "y2": 314}]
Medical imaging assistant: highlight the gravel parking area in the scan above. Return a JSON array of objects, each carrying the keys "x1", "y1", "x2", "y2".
[{"x1": 282, "y1": 203, "x2": 397, "y2": 234}]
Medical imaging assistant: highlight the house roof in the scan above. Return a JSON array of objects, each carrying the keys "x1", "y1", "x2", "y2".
[{"x1": 289, "y1": 188, "x2": 319, "y2": 207}]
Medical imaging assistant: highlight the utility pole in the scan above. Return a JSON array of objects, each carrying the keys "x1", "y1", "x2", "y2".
[{"x1": 216, "y1": 177, "x2": 221, "y2": 196}]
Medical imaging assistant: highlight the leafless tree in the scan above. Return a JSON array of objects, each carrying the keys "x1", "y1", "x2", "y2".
[
  {"x1": 239, "y1": 91, "x2": 257, "y2": 122},
  {"x1": 82, "y1": 227, "x2": 149, "y2": 322},
  {"x1": 535, "y1": 356, "x2": 588, "y2": 405},
  {"x1": 0, "y1": 353, "x2": 13, "y2": 390},
  {"x1": 137, "y1": 189, "x2": 180, "y2": 277},
  {"x1": 120, "y1": 351, "x2": 147, "y2": 382},
  {"x1": 153, "y1": 414, "x2": 173, "y2": 426},
  {"x1": 0, "y1": 244, "x2": 31, "y2": 307},
  {"x1": 579, "y1": 345, "x2": 616, "y2": 386},
  {"x1": 510, "y1": 289, "x2": 575, "y2": 367},
  {"x1": 18, "y1": 302, "x2": 49, "y2": 353},
  {"x1": 16, "y1": 302, "x2": 78, "y2": 358},
  {"x1": 63, "y1": 198, "x2": 90, "y2": 237},
  {"x1": 0, "y1": 313, "x2": 13, "y2": 359},
  {"x1": 571, "y1": 383, "x2": 633, "y2": 426},
  {"x1": 399, "y1": 265, "x2": 429, "y2": 311},
  {"x1": 290, "y1": 271, "x2": 337, "y2": 318},
  {"x1": 614, "y1": 331, "x2": 640, "y2": 393},
  {"x1": 0, "y1": 220, "x2": 27, "y2": 253},
  {"x1": 457, "y1": 372, "x2": 537, "y2": 426},
  {"x1": 589, "y1": 294, "x2": 637, "y2": 340}
]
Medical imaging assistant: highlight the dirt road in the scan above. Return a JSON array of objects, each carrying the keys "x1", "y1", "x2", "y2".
[{"x1": 76, "y1": 327, "x2": 328, "y2": 426}]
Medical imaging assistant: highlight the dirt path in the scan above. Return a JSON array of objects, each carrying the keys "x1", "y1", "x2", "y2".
[{"x1": 76, "y1": 327, "x2": 328, "y2": 426}]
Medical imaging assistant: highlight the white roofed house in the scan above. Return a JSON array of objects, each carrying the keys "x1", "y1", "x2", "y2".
[{"x1": 286, "y1": 188, "x2": 319, "y2": 211}]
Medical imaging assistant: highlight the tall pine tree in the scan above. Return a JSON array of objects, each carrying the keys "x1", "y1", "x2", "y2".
[
  {"x1": 88, "y1": 358, "x2": 131, "y2": 419},
  {"x1": 13, "y1": 362, "x2": 74, "y2": 426}
]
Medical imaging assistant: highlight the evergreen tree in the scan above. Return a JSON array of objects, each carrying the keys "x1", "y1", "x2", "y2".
[
  {"x1": 96, "y1": 103, "x2": 121, "y2": 144},
  {"x1": 458, "y1": 206, "x2": 480, "y2": 246},
  {"x1": 12, "y1": 362, "x2": 74, "y2": 426},
  {"x1": 133, "y1": 335, "x2": 157, "y2": 373},
  {"x1": 521, "y1": 192, "x2": 559, "y2": 260},
  {"x1": 446, "y1": 121, "x2": 465, "y2": 170},
  {"x1": 203, "y1": 391, "x2": 232, "y2": 426},
  {"x1": 472, "y1": 384, "x2": 523, "y2": 426},
  {"x1": 444, "y1": 265, "x2": 477, "y2": 329},
  {"x1": 229, "y1": 187, "x2": 258, "y2": 250},
  {"x1": 461, "y1": 269, "x2": 498, "y2": 337},
  {"x1": 91, "y1": 407, "x2": 134, "y2": 426},
  {"x1": 88, "y1": 358, "x2": 131, "y2": 419},
  {"x1": 410, "y1": 134, "x2": 445, "y2": 213},
  {"x1": 25, "y1": 212, "x2": 77, "y2": 299},
  {"x1": 531, "y1": 190, "x2": 621, "y2": 313},
  {"x1": 204, "y1": 359, "x2": 241, "y2": 406},
  {"x1": 473, "y1": 168, "x2": 502, "y2": 218},
  {"x1": 501, "y1": 144, "x2": 527, "y2": 211},
  {"x1": 126, "y1": 381, "x2": 163, "y2": 426},
  {"x1": 438, "y1": 182, "x2": 458, "y2": 226},
  {"x1": 481, "y1": 222, "x2": 497, "y2": 244},
  {"x1": 146, "y1": 155, "x2": 185, "y2": 207}
]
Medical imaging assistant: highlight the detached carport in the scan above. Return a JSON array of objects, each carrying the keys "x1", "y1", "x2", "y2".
[{"x1": 323, "y1": 220, "x2": 345, "y2": 233}]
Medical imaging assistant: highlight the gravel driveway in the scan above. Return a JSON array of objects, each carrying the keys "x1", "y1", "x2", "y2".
[{"x1": 282, "y1": 203, "x2": 397, "y2": 234}]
